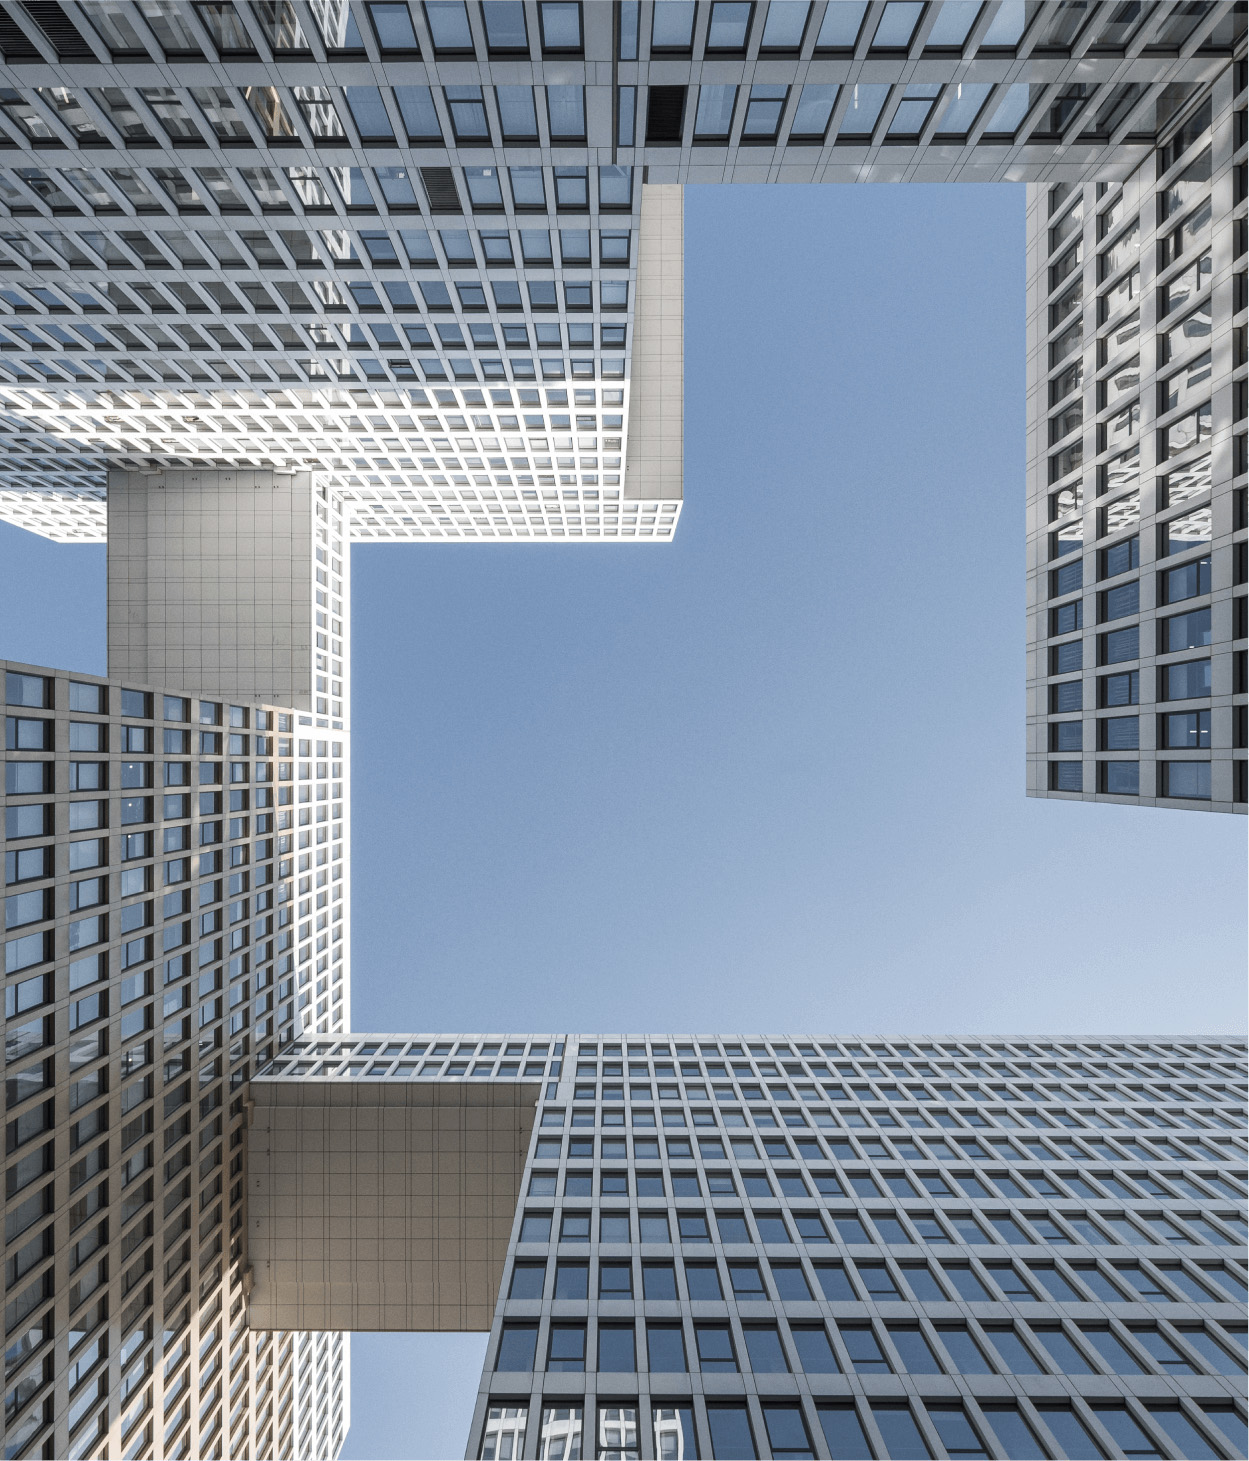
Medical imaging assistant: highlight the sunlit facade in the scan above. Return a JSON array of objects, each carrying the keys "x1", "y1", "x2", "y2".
[{"x1": 1, "y1": 5, "x2": 1248, "y2": 1461}]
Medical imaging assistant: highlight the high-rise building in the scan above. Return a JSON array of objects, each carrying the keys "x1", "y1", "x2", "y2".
[
  {"x1": 0, "y1": 0, "x2": 1243, "y2": 809},
  {"x1": 1, "y1": 5, "x2": 1248, "y2": 1461},
  {"x1": 246, "y1": 1029, "x2": 1248, "y2": 1461},
  {"x1": 3, "y1": 646, "x2": 350, "y2": 1461},
  {"x1": 1025, "y1": 61, "x2": 1248, "y2": 812}
]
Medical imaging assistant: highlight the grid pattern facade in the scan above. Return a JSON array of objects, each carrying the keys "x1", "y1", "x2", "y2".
[
  {"x1": 0, "y1": 0, "x2": 1241, "y2": 544},
  {"x1": 1026, "y1": 58, "x2": 1248, "y2": 813},
  {"x1": 260, "y1": 1031, "x2": 1248, "y2": 1461},
  {"x1": 2, "y1": 659, "x2": 349, "y2": 1460}
]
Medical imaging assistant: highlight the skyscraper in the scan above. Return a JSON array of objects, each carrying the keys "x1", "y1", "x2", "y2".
[
  {"x1": 4, "y1": 650, "x2": 349, "y2": 1460},
  {"x1": 1, "y1": 4, "x2": 1247, "y2": 1461},
  {"x1": 248, "y1": 1029, "x2": 1247, "y2": 1461}
]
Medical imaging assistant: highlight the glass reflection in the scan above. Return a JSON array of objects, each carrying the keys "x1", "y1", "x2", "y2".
[
  {"x1": 539, "y1": 1405, "x2": 582, "y2": 1459},
  {"x1": 481, "y1": 1404, "x2": 527, "y2": 1461},
  {"x1": 598, "y1": 1406, "x2": 638, "y2": 1460},
  {"x1": 654, "y1": 1405, "x2": 699, "y2": 1459}
]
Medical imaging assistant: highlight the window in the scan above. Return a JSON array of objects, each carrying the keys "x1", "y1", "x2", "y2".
[
  {"x1": 646, "y1": 1323, "x2": 687, "y2": 1372},
  {"x1": 790, "y1": 84, "x2": 837, "y2": 140},
  {"x1": 547, "y1": 1324, "x2": 586, "y2": 1372},
  {"x1": 483, "y1": 1, "x2": 528, "y2": 50},
  {"x1": 1161, "y1": 710, "x2": 1210, "y2": 749},
  {"x1": 1052, "y1": 559, "x2": 1083, "y2": 596},
  {"x1": 872, "y1": 1406, "x2": 931, "y2": 1459},
  {"x1": 495, "y1": 1323, "x2": 537, "y2": 1371},
  {"x1": 495, "y1": 85, "x2": 537, "y2": 140},
  {"x1": 694, "y1": 85, "x2": 737, "y2": 141},
  {"x1": 888, "y1": 83, "x2": 942, "y2": 136},
  {"x1": 817, "y1": 1407, "x2": 872, "y2": 1459},
  {"x1": 831, "y1": 1213, "x2": 869, "y2": 1243},
  {"x1": 7, "y1": 674, "x2": 51, "y2": 709},
  {"x1": 508, "y1": 1263, "x2": 545, "y2": 1299},
  {"x1": 554, "y1": 1263, "x2": 587, "y2": 1299},
  {"x1": 1091, "y1": 1405, "x2": 1163, "y2": 1459},
  {"x1": 1099, "y1": 761, "x2": 1139, "y2": 796},
  {"x1": 1131, "y1": 1329, "x2": 1195, "y2": 1374},
  {"x1": 1166, "y1": 607, "x2": 1214, "y2": 654},
  {"x1": 1050, "y1": 762, "x2": 1082, "y2": 792},
  {"x1": 394, "y1": 86, "x2": 440, "y2": 141},
  {"x1": 1095, "y1": 715, "x2": 1138, "y2": 752},
  {"x1": 935, "y1": 82, "x2": 992, "y2": 134},
  {"x1": 546, "y1": 85, "x2": 585, "y2": 140},
  {"x1": 424, "y1": 1, "x2": 474, "y2": 51},
  {"x1": 600, "y1": 1213, "x2": 630, "y2": 1242},
  {"x1": 1050, "y1": 641, "x2": 1082, "y2": 674},
  {"x1": 599, "y1": 1262, "x2": 632, "y2": 1298},
  {"x1": 762, "y1": 1406, "x2": 811, "y2": 1461},
  {"x1": 1162, "y1": 554, "x2": 1211, "y2": 604},
  {"x1": 695, "y1": 1326, "x2": 737, "y2": 1373},
  {"x1": 707, "y1": 1405, "x2": 756, "y2": 1460},
  {"x1": 715, "y1": 1212, "x2": 749, "y2": 1243},
  {"x1": 367, "y1": 2, "x2": 419, "y2": 50},
  {"x1": 839, "y1": 83, "x2": 890, "y2": 138},
  {"x1": 553, "y1": 168, "x2": 588, "y2": 210},
  {"x1": 743, "y1": 1326, "x2": 788, "y2": 1373},
  {"x1": 728, "y1": 1262, "x2": 765, "y2": 1298},
  {"x1": 705, "y1": 0, "x2": 752, "y2": 50},
  {"x1": 445, "y1": 86, "x2": 489, "y2": 141},
  {"x1": 789, "y1": 1325, "x2": 838, "y2": 1374},
  {"x1": 1099, "y1": 670, "x2": 1139, "y2": 707},
  {"x1": 519, "y1": 1212, "x2": 551, "y2": 1243},
  {"x1": 642, "y1": 1263, "x2": 676, "y2": 1299},
  {"x1": 1101, "y1": 535, "x2": 1139, "y2": 577},
  {"x1": 937, "y1": 1326, "x2": 995, "y2": 1374},
  {"x1": 538, "y1": 1, "x2": 581, "y2": 51},
  {"x1": 1159, "y1": 503, "x2": 1213, "y2": 557},
  {"x1": 755, "y1": 1213, "x2": 792, "y2": 1244},
  {"x1": 1100, "y1": 626, "x2": 1139, "y2": 665},
  {"x1": 509, "y1": 167, "x2": 545, "y2": 209},
  {"x1": 857, "y1": 1263, "x2": 901, "y2": 1298},
  {"x1": 651, "y1": 0, "x2": 695, "y2": 50},
  {"x1": 1051, "y1": 600, "x2": 1082, "y2": 635},
  {"x1": 840, "y1": 1326, "x2": 889, "y2": 1373},
  {"x1": 926, "y1": 1406, "x2": 987, "y2": 1460},
  {"x1": 1161, "y1": 761, "x2": 1211, "y2": 800},
  {"x1": 1031, "y1": 1326, "x2": 1096, "y2": 1374},
  {"x1": 1050, "y1": 681, "x2": 1083, "y2": 713},
  {"x1": 741, "y1": 86, "x2": 788, "y2": 141},
  {"x1": 633, "y1": 1212, "x2": 667, "y2": 1242},
  {"x1": 597, "y1": 1325, "x2": 635, "y2": 1372},
  {"x1": 1051, "y1": 721, "x2": 1082, "y2": 752},
  {"x1": 685, "y1": 1265, "x2": 722, "y2": 1300},
  {"x1": 1161, "y1": 659, "x2": 1211, "y2": 701},
  {"x1": 888, "y1": 1326, "x2": 942, "y2": 1374},
  {"x1": 1100, "y1": 581, "x2": 1139, "y2": 621}
]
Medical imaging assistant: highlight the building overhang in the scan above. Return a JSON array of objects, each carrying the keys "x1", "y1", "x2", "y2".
[{"x1": 246, "y1": 1075, "x2": 540, "y2": 1331}]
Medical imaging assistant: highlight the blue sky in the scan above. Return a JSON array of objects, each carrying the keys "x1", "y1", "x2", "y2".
[{"x1": 1, "y1": 183, "x2": 1243, "y2": 1459}]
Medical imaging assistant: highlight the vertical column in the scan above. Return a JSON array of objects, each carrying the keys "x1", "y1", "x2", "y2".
[{"x1": 624, "y1": 185, "x2": 685, "y2": 507}]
